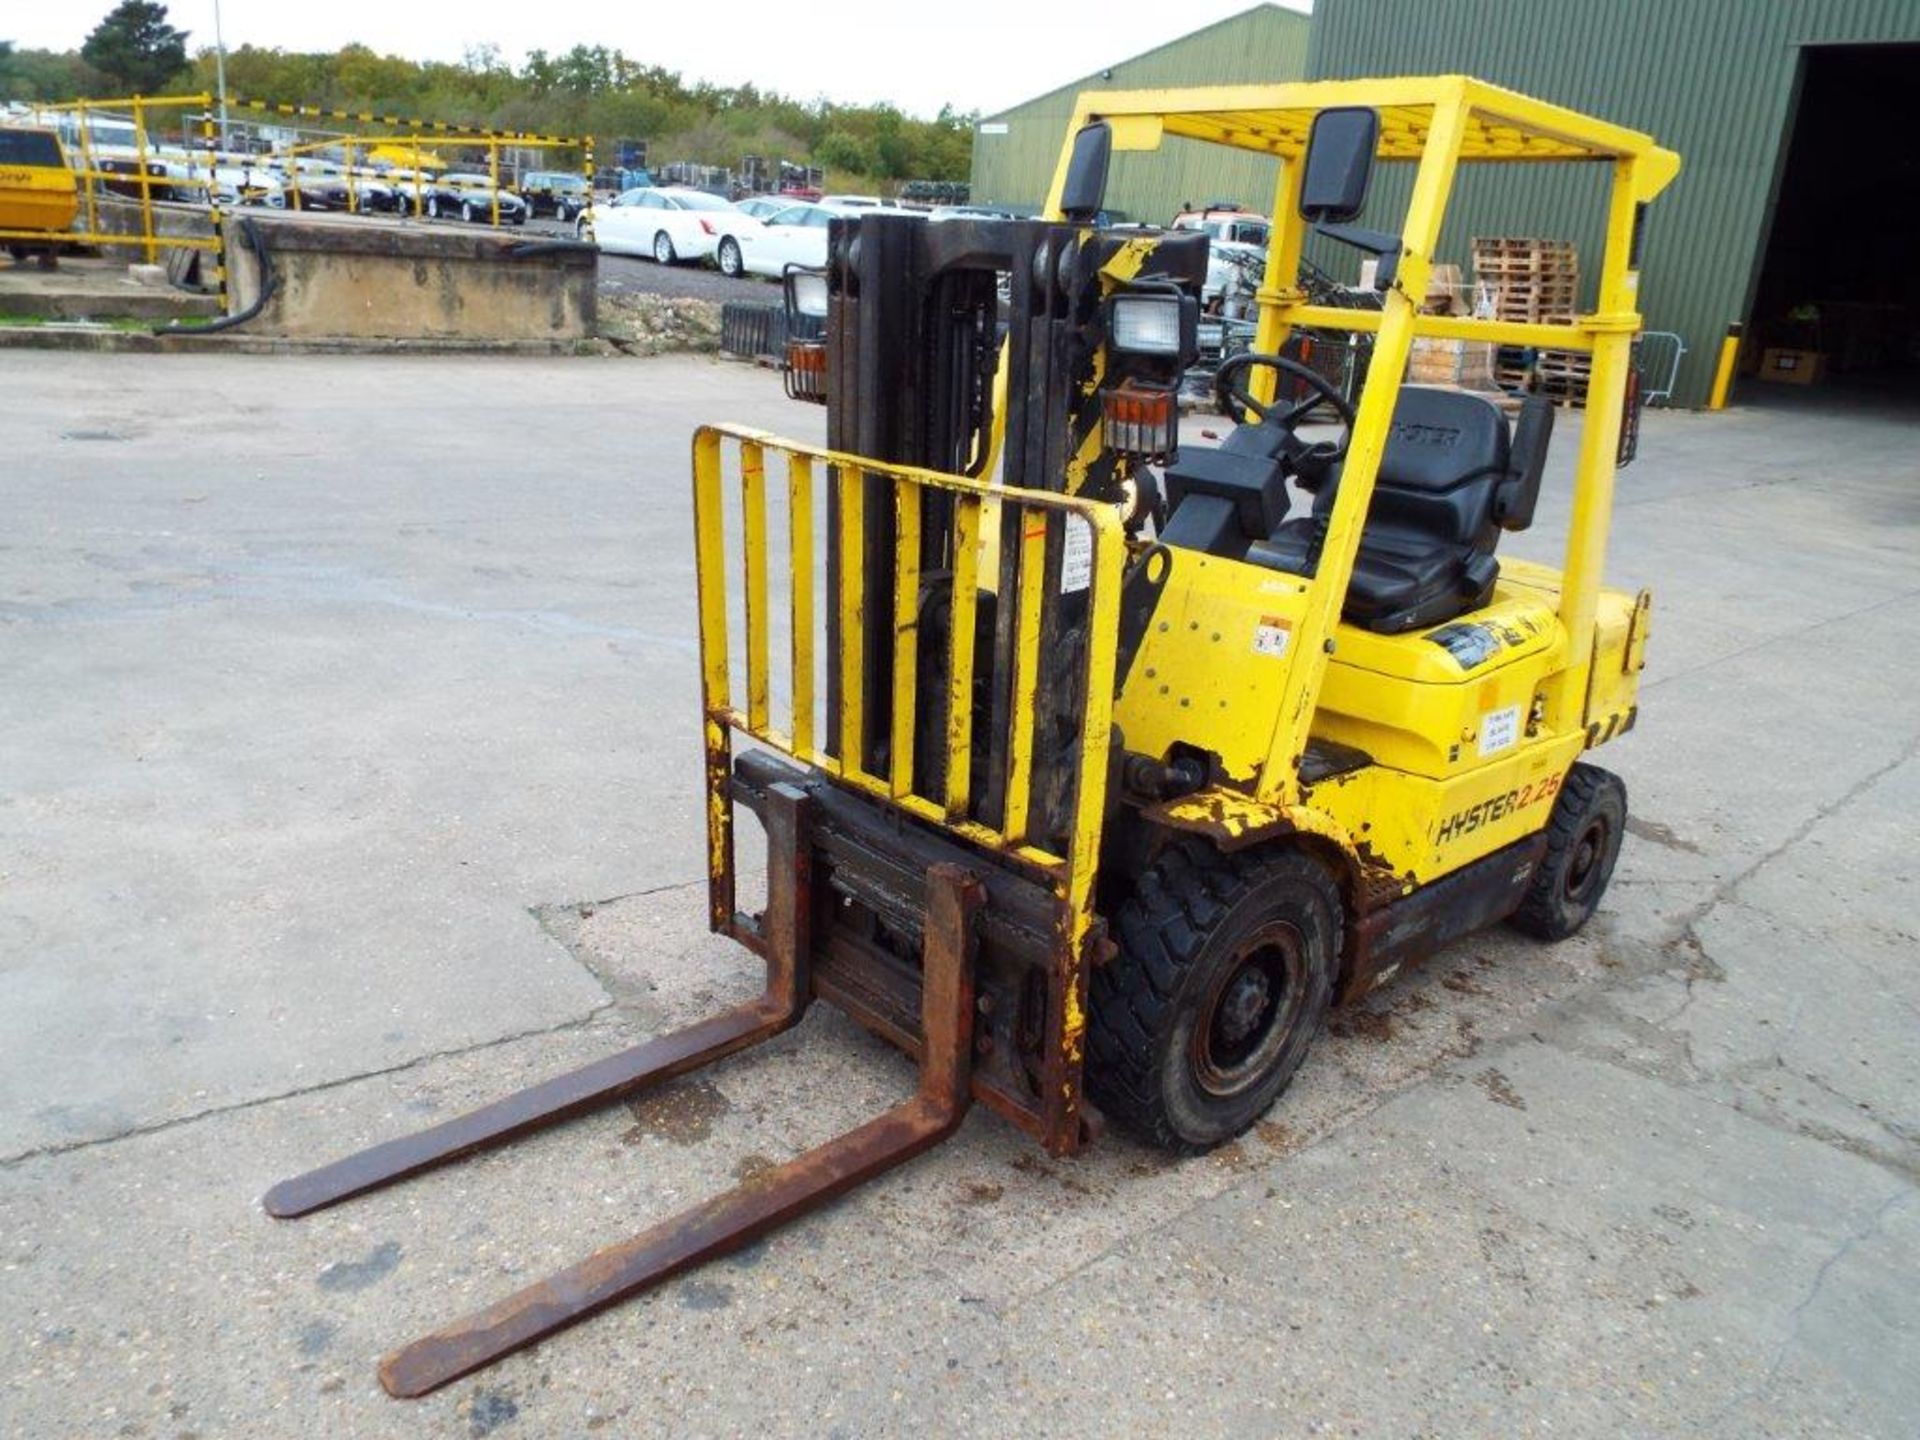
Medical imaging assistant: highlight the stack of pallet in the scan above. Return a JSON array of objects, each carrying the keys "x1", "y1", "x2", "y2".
[{"x1": 1471, "y1": 237, "x2": 1590, "y2": 405}]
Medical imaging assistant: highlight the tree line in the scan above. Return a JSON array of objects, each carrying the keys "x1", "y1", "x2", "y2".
[{"x1": 1, "y1": 3, "x2": 975, "y2": 184}]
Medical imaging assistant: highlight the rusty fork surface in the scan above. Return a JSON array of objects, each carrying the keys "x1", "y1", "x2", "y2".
[{"x1": 264, "y1": 783, "x2": 986, "y2": 1399}]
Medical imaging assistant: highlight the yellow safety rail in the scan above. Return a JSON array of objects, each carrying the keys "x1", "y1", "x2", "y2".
[
  {"x1": 692, "y1": 421, "x2": 1126, "y2": 969},
  {"x1": 0, "y1": 94, "x2": 220, "y2": 263}
]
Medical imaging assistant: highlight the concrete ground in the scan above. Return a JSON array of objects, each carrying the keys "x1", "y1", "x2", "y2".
[{"x1": 1, "y1": 354, "x2": 1915, "y2": 1440}]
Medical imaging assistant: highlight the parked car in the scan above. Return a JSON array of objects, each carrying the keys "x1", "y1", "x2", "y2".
[
  {"x1": 583, "y1": 186, "x2": 750, "y2": 264},
  {"x1": 927, "y1": 204, "x2": 1021, "y2": 222},
  {"x1": 209, "y1": 163, "x2": 286, "y2": 209},
  {"x1": 283, "y1": 161, "x2": 395, "y2": 213},
  {"x1": 733, "y1": 195, "x2": 793, "y2": 221},
  {"x1": 731, "y1": 201, "x2": 916, "y2": 279},
  {"x1": 423, "y1": 173, "x2": 528, "y2": 225},
  {"x1": 819, "y1": 193, "x2": 884, "y2": 209},
  {"x1": 520, "y1": 170, "x2": 589, "y2": 220}
]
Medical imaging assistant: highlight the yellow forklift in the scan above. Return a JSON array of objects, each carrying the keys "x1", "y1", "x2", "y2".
[{"x1": 268, "y1": 76, "x2": 1677, "y2": 1395}]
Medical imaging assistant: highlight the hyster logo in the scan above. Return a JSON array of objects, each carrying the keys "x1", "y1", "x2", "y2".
[{"x1": 1435, "y1": 773, "x2": 1562, "y2": 845}]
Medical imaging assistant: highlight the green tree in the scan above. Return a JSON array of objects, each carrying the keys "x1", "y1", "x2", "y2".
[{"x1": 80, "y1": 0, "x2": 187, "y2": 94}]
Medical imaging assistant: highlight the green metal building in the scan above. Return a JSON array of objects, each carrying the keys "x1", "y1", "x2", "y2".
[
  {"x1": 972, "y1": 0, "x2": 1919, "y2": 407},
  {"x1": 1309, "y1": 0, "x2": 1920, "y2": 405},
  {"x1": 968, "y1": 4, "x2": 1312, "y2": 225}
]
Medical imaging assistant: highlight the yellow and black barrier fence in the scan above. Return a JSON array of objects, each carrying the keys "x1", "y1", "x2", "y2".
[{"x1": 3, "y1": 90, "x2": 598, "y2": 276}]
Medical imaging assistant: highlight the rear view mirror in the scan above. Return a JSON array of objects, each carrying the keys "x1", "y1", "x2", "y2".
[
  {"x1": 1299, "y1": 107, "x2": 1380, "y2": 224},
  {"x1": 1060, "y1": 121, "x2": 1112, "y2": 223}
]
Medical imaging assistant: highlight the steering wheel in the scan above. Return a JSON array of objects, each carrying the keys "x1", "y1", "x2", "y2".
[{"x1": 1214, "y1": 351, "x2": 1357, "y2": 468}]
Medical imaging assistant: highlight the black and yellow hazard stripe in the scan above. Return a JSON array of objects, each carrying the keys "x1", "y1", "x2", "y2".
[{"x1": 231, "y1": 97, "x2": 583, "y2": 146}]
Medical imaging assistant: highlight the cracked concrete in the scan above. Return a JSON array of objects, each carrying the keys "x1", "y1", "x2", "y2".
[{"x1": 2, "y1": 355, "x2": 1916, "y2": 1438}]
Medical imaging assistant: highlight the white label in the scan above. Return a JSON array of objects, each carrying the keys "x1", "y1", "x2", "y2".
[
  {"x1": 978, "y1": 122, "x2": 1009, "y2": 136},
  {"x1": 1253, "y1": 616, "x2": 1292, "y2": 658},
  {"x1": 1479, "y1": 704, "x2": 1521, "y2": 756},
  {"x1": 1059, "y1": 514, "x2": 1093, "y2": 594}
]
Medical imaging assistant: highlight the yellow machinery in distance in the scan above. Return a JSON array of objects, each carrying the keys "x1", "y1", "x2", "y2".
[{"x1": 264, "y1": 76, "x2": 1676, "y2": 1397}]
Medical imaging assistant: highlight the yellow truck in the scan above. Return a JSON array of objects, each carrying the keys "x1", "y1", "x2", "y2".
[{"x1": 0, "y1": 124, "x2": 79, "y2": 264}]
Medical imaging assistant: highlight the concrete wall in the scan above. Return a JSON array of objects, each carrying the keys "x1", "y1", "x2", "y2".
[{"x1": 223, "y1": 213, "x2": 596, "y2": 342}]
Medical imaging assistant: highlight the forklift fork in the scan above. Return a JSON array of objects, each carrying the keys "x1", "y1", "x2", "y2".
[{"x1": 265, "y1": 785, "x2": 984, "y2": 1398}]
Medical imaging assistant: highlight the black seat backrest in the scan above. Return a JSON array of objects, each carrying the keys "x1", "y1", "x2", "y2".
[{"x1": 1311, "y1": 387, "x2": 1513, "y2": 547}]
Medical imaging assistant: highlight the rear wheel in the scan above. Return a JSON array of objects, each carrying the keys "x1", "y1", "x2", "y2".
[
  {"x1": 1089, "y1": 840, "x2": 1341, "y2": 1151},
  {"x1": 461, "y1": 201, "x2": 476, "y2": 223},
  {"x1": 717, "y1": 237, "x2": 744, "y2": 277},
  {"x1": 1508, "y1": 762, "x2": 1627, "y2": 940},
  {"x1": 653, "y1": 230, "x2": 677, "y2": 264}
]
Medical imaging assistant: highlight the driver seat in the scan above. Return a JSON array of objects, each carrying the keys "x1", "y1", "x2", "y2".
[{"x1": 1247, "y1": 386, "x2": 1554, "y2": 635}]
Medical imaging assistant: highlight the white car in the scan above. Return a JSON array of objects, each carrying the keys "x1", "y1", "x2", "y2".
[
  {"x1": 585, "y1": 187, "x2": 754, "y2": 265},
  {"x1": 729, "y1": 201, "x2": 918, "y2": 279}
]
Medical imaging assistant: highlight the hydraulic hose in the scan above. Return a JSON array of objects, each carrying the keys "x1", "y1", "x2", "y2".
[{"x1": 154, "y1": 215, "x2": 276, "y2": 336}]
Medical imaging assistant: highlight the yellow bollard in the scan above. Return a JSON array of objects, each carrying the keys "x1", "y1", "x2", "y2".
[{"x1": 1707, "y1": 321, "x2": 1742, "y2": 410}]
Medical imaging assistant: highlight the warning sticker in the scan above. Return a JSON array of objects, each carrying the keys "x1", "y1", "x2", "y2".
[
  {"x1": 1478, "y1": 704, "x2": 1521, "y2": 756},
  {"x1": 1059, "y1": 515, "x2": 1093, "y2": 594},
  {"x1": 1253, "y1": 615, "x2": 1292, "y2": 658}
]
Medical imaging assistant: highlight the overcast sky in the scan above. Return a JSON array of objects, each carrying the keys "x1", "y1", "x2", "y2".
[{"x1": 10, "y1": 1, "x2": 1312, "y2": 118}]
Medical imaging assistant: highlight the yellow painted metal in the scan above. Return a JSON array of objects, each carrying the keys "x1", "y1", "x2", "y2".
[
  {"x1": 740, "y1": 442, "x2": 770, "y2": 735},
  {"x1": 691, "y1": 423, "x2": 1125, "y2": 895},
  {"x1": 1001, "y1": 508, "x2": 1050, "y2": 845},
  {"x1": 1254, "y1": 82, "x2": 1471, "y2": 808},
  {"x1": 1708, "y1": 326, "x2": 1741, "y2": 410},
  {"x1": 1068, "y1": 75, "x2": 1670, "y2": 895},
  {"x1": 889, "y1": 483, "x2": 923, "y2": 799},
  {"x1": 944, "y1": 496, "x2": 982, "y2": 819},
  {"x1": 835, "y1": 464, "x2": 867, "y2": 779},
  {"x1": 691, "y1": 428, "x2": 735, "y2": 931},
  {"x1": 787, "y1": 454, "x2": 815, "y2": 759}
]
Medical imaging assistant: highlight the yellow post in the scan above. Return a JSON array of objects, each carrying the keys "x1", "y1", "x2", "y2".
[
  {"x1": 1249, "y1": 153, "x2": 1307, "y2": 406},
  {"x1": 1542, "y1": 156, "x2": 1644, "y2": 734},
  {"x1": 1707, "y1": 322, "x2": 1741, "y2": 409},
  {"x1": 488, "y1": 141, "x2": 501, "y2": 227},
  {"x1": 132, "y1": 95, "x2": 156, "y2": 264},
  {"x1": 581, "y1": 137, "x2": 596, "y2": 242}
]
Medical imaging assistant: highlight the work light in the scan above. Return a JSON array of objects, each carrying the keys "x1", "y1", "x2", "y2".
[{"x1": 1107, "y1": 289, "x2": 1198, "y2": 359}]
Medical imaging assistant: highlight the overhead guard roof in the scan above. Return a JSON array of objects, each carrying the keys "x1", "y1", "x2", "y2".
[{"x1": 1075, "y1": 75, "x2": 1681, "y2": 197}]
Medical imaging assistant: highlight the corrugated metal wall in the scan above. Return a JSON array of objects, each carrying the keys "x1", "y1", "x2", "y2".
[
  {"x1": 1307, "y1": 0, "x2": 1920, "y2": 406},
  {"x1": 969, "y1": 4, "x2": 1312, "y2": 224}
]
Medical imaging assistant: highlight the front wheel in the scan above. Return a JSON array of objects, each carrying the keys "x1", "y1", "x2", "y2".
[
  {"x1": 461, "y1": 201, "x2": 476, "y2": 223},
  {"x1": 653, "y1": 230, "x2": 677, "y2": 264},
  {"x1": 425, "y1": 196, "x2": 440, "y2": 219},
  {"x1": 716, "y1": 237, "x2": 744, "y2": 277},
  {"x1": 1089, "y1": 841, "x2": 1341, "y2": 1151},
  {"x1": 1508, "y1": 763, "x2": 1627, "y2": 940}
]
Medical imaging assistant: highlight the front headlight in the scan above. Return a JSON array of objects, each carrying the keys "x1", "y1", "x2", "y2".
[
  {"x1": 1107, "y1": 291, "x2": 1197, "y2": 359},
  {"x1": 787, "y1": 269, "x2": 829, "y2": 319}
]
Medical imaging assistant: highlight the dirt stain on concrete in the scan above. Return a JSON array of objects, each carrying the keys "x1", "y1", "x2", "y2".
[
  {"x1": 1627, "y1": 816, "x2": 1704, "y2": 854},
  {"x1": 458, "y1": 1386, "x2": 520, "y2": 1436},
  {"x1": 1329, "y1": 1007, "x2": 1395, "y2": 1042},
  {"x1": 316, "y1": 1239, "x2": 402, "y2": 1292},
  {"x1": 623, "y1": 1079, "x2": 732, "y2": 1145},
  {"x1": 1476, "y1": 1067, "x2": 1528, "y2": 1110}
]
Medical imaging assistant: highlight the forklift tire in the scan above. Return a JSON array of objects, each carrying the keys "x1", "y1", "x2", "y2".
[
  {"x1": 1508, "y1": 762, "x2": 1627, "y2": 941},
  {"x1": 1089, "y1": 841, "x2": 1340, "y2": 1152}
]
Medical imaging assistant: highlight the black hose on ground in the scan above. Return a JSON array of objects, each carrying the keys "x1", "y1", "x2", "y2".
[{"x1": 153, "y1": 215, "x2": 276, "y2": 336}]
